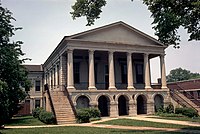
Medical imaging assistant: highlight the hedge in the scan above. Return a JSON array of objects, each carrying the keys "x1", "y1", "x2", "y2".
[
  {"x1": 32, "y1": 108, "x2": 56, "y2": 124},
  {"x1": 175, "y1": 107, "x2": 198, "y2": 118},
  {"x1": 76, "y1": 108, "x2": 101, "y2": 123}
]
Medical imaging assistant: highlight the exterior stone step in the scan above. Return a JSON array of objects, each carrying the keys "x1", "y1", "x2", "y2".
[{"x1": 49, "y1": 90, "x2": 76, "y2": 124}]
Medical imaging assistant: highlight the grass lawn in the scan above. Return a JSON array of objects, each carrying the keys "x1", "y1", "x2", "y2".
[
  {"x1": 5, "y1": 116, "x2": 45, "y2": 126},
  {"x1": 0, "y1": 126, "x2": 186, "y2": 134},
  {"x1": 151, "y1": 116, "x2": 200, "y2": 123},
  {"x1": 97, "y1": 119, "x2": 200, "y2": 130}
]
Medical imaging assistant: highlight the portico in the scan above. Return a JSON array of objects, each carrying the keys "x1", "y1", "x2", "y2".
[{"x1": 43, "y1": 21, "x2": 171, "y2": 120}]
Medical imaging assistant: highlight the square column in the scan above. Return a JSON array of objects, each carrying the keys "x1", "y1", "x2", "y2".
[
  {"x1": 127, "y1": 52, "x2": 134, "y2": 90},
  {"x1": 67, "y1": 49, "x2": 75, "y2": 90},
  {"x1": 144, "y1": 53, "x2": 151, "y2": 89},
  {"x1": 160, "y1": 54, "x2": 167, "y2": 89},
  {"x1": 88, "y1": 50, "x2": 96, "y2": 90},
  {"x1": 55, "y1": 64, "x2": 58, "y2": 88},
  {"x1": 108, "y1": 51, "x2": 116, "y2": 90}
]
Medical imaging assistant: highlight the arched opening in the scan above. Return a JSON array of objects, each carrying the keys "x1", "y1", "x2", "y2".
[
  {"x1": 118, "y1": 95, "x2": 128, "y2": 116},
  {"x1": 137, "y1": 95, "x2": 147, "y2": 114},
  {"x1": 98, "y1": 95, "x2": 110, "y2": 117},
  {"x1": 76, "y1": 95, "x2": 90, "y2": 109},
  {"x1": 154, "y1": 94, "x2": 164, "y2": 112}
]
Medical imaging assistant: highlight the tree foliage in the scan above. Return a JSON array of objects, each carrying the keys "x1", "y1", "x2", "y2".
[
  {"x1": 71, "y1": 0, "x2": 200, "y2": 47},
  {"x1": 167, "y1": 68, "x2": 200, "y2": 82},
  {"x1": 0, "y1": 3, "x2": 30, "y2": 125}
]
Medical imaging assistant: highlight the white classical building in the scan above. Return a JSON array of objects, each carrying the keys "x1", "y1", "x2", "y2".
[{"x1": 33, "y1": 21, "x2": 170, "y2": 123}]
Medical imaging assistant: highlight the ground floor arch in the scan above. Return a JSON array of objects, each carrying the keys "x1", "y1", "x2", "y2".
[
  {"x1": 118, "y1": 95, "x2": 129, "y2": 116},
  {"x1": 137, "y1": 95, "x2": 147, "y2": 114},
  {"x1": 76, "y1": 95, "x2": 90, "y2": 109},
  {"x1": 98, "y1": 95, "x2": 110, "y2": 117},
  {"x1": 154, "y1": 94, "x2": 164, "y2": 112}
]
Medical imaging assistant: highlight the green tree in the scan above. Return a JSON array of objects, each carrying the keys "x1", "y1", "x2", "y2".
[
  {"x1": 0, "y1": 3, "x2": 30, "y2": 125},
  {"x1": 71, "y1": 0, "x2": 200, "y2": 48},
  {"x1": 167, "y1": 68, "x2": 200, "y2": 82}
]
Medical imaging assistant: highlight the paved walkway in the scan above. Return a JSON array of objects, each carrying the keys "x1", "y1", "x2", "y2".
[{"x1": 3, "y1": 115, "x2": 200, "y2": 134}]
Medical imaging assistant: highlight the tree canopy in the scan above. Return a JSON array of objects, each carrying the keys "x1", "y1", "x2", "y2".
[
  {"x1": 0, "y1": 3, "x2": 31, "y2": 125},
  {"x1": 167, "y1": 68, "x2": 200, "y2": 82},
  {"x1": 71, "y1": 0, "x2": 200, "y2": 48}
]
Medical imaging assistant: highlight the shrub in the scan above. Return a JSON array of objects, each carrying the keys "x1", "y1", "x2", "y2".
[
  {"x1": 39, "y1": 110, "x2": 56, "y2": 124},
  {"x1": 175, "y1": 107, "x2": 198, "y2": 118},
  {"x1": 76, "y1": 108, "x2": 101, "y2": 123},
  {"x1": 32, "y1": 107, "x2": 44, "y2": 118},
  {"x1": 165, "y1": 103, "x2": 174, "y2": 114},
  {"x1": 76, "y1": 109, "x2": 90, "y2": 123}
]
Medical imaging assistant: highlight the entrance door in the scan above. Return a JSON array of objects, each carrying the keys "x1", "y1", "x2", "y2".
[
  {"x1": 118, "y1": 95, "x2": 128, "y2": 116},
  {"x1": 98, "y1": 96, "x2": 109, "y2": 116},
  {"x1": 137, "y1": 95, "x2": 147, "y2": 114}
]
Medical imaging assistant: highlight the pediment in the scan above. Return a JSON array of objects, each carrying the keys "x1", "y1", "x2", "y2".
[{"x1": 68, "y1": 21, "x2": 164, "y2": 47}]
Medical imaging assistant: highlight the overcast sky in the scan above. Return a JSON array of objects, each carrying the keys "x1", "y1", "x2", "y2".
[{"x1": 2, "y1": 0, "x2": 200, "y2": 82}]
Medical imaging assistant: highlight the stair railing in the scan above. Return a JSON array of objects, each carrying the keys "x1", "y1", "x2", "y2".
[
  {"x1": 176, "y1": 84, "x2": 200, "y2": 107},
  {"x1": 63, "y1": 85, "x2": 77, "y2": 117},
  {"x1": 170, "y1": 89, "x2": 198, "y2": 112},
  {"x1": 44, "y1": 84, "x2": 57, "y2": 123}
]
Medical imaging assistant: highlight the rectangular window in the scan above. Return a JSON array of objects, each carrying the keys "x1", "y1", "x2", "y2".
[
  {"x1": 35, "y1": 80, "x2": 41, "y2": 91},
  {"x1": 35, "y1": 99, "x2": 40, "y2": 108},
  {"x1": 135, "y1": 63, "x2": 144, "y2": 84},
  {"x1": 198, "y1": 91, "x2": 200, "y2": 98},
  {"x1": 74, "y1": 62, "x2": 80, "y2": 84},
  {"x1": 121, "y1": 64, "x2": 127, "y2": 84}
]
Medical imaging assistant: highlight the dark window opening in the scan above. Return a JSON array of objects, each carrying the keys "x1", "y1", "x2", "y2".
[
  {"x1": 35, "y1": 80, "x2": 41, "y2": 91},
  {"x1": 135, "y1": 63, "x2": 144, "y2": 84},
  {"x1": 74, "y1": 62, "x2": 80, "y2": 84},
  {"x1": 121, "y1": 64, "x2": 127, "y2": 84},
  {"x1": 35, "y1": 99, "x2": 40, "y2": 108}
]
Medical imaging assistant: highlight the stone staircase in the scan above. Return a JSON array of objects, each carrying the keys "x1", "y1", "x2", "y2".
[
  {"x1": 50, "y1": 90, "x2": 76, "y2": 124},
  {"x1": 170, "y1": 89, "x2": 200, "y2": 115}
]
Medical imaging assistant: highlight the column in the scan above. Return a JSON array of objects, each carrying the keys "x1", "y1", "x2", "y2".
[
  {"x1": 160, "y1": 54, "x2": 167, "y2": 89},
  {"x1": 88, "y1": 50, "x2": 96, "y2": 90},
  {"x1": 55, "y1": 64, "x2": 58, "y2": 88},
  {"x1": 59, "y1": 56, "x2": 63, "y2": 90},
  {"x1": 127, "y1": 52, "x2": 134, "y2": 90},
  {"x1": 144, "y1": 53, "x2": 151, "y2": 89},
  {"x1": 108, "y1": 51, "x2": 116, "y2": 90},
  {"x1": 67, "y1": 49, "x2": 75, "y2": 90}
]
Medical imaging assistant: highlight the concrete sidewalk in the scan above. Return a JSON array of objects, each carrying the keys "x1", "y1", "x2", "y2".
[
  {"x1": 122, "y1": 115, "x2": 200, "y2": 127},
  {"x1": 3, "y1": 115, "x2": 200, "y2": 134}
]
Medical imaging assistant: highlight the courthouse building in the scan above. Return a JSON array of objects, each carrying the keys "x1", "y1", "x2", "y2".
[{"x1": 26, "y1": 22, "x2": 171, "y2": 124}]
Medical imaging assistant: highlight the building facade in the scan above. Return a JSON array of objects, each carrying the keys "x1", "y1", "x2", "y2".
[
  {"x1": 18, "y1": 65, "x2": 44, "y2": 115},
  {"x1": 42, "y1": 22, "x2": 170, "y2": 122}
]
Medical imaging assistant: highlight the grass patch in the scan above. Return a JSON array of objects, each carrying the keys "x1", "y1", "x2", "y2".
[
  {"x1": 0, "y1": 126, "x2": 186, "y2": 134},
  {"x1": 5, "y1": 116, "x2": 45, "y2": 126},
  {"x1": 151, "y1": 116, "x2": 200, "y2": 123},
  {"x1": 97, "y1": 119, "x2": 200, "y2": 130}
]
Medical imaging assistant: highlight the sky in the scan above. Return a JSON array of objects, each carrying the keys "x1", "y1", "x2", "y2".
[{"x1": 1, "y1": 0, "x2": 200, "y2": 82}]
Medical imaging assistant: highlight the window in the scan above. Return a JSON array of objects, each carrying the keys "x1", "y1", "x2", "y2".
[
  {"x1": 121, "y1": 64, "x2": 127, "y2": 84},
  {"x1": 74, "y1": 62, "x2": 80, "y2": 84},
  {"x1": 135, "y1": 63, "x2": 144, "y2": 84},
  {"x1": 35, "y1": 99, "x2": 40, "y2": 108},
  {"x1": 198, "y1": 91, "x2": 200, "y2": 98},
  {"x1": 35, "y1": 80, "x2": 41, "y2": 91}
]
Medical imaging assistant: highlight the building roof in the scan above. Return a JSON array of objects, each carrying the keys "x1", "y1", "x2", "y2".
[
  {"x1": 24, "y1": 65, "x2": 43, "y2": 72},
  {"x1": 167, "y1": 79, "x2": 200, "y2": 91},
  {"x1": 43, "y1": 21, "x2": 167, "y2": 67}
]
